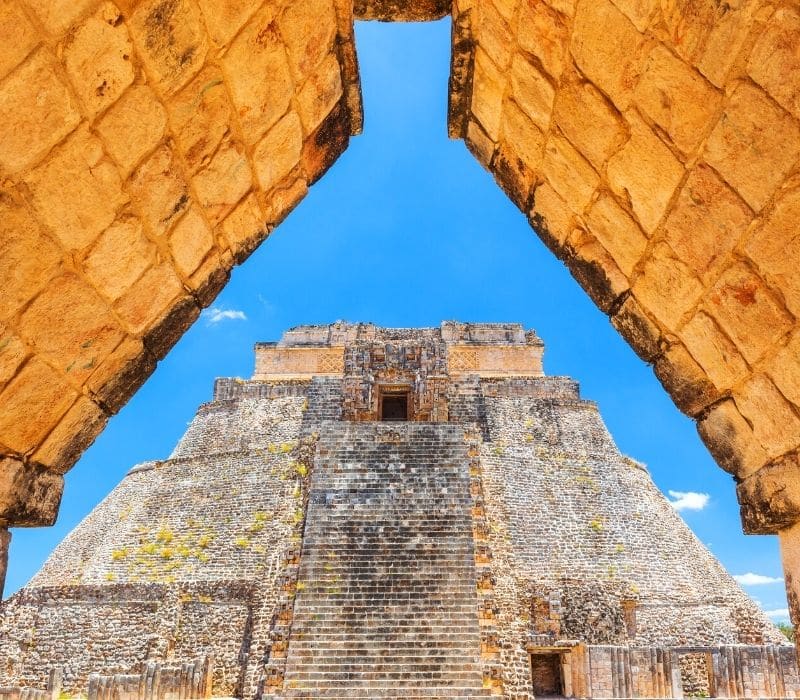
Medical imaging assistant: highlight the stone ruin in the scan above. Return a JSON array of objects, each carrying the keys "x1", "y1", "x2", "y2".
[{"x1": 0, "y1": 322, "x2": 796, "y2": 699}]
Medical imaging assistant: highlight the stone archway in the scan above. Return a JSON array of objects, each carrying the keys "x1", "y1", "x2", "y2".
[{"x1": 0, "y1": 0, "x2": 799, "y2": 620}]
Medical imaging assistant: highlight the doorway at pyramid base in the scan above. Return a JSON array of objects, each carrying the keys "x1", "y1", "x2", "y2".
[{"x1": 1, "y1": 322, "x2": 796, "y2": 700}]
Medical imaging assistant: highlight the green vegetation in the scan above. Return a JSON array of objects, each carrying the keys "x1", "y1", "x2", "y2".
[{"x1": 778, "y1": 622, "x2": 795, "y2": 641}]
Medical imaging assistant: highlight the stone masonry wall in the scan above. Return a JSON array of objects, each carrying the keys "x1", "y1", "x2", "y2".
[
  {"x1": 450, "y1": 0, "x2": 800, "y2": 542},
  {"x1": 0, "y1": 0, "x2": 361, "y2": 529}
]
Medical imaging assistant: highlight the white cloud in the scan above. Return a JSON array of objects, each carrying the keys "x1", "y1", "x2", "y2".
[
  {"x1": 734, "y1": 572, "x2": 784, "y2": 586},
  {"x1": 203, "y1": 307, "x2": 247, "y2": 325},
  {"x1": 667, "y1": 490, "x2": 710, "y2": 512},
  {"x1": 764, "y1": 608, "x2": 791, "y2": 620}
]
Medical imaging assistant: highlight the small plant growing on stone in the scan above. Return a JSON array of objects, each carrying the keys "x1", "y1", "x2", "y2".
[
  {"x1": 105, "y1": 572, "x2": 116, "y2": 582},
  {"x1": 589, "y1": 518, "x2": 604, "y2": 532},
  {"x1": 615, "y1": 543, "x2": 625, "y2": 554},
  {"x1": 160, "y1": 547, "x2": 174, "y2": 559},
  {"x1": 156, "y1": 526, "x2": 174, "y2": 544},
  {"x1": 293, "y1": 462, "x2": 308, "y2": 478},
  {"x1": 234, "y1": 536, "x2": 250, "y2": 548},
  {"x1": 111, "y1": 547, "x2": 129, "y2": 561},
  {"x1": 197, "y1": 534, "x2": 212, "y2": 548}
]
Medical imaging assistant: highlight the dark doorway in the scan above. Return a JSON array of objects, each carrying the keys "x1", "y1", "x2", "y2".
[
  {"x1": 381, "y1": 393, "x2": 408, "y2": 421},
  {"x1": 531, "y1": 653, "x2": 563, "y2": 697}
]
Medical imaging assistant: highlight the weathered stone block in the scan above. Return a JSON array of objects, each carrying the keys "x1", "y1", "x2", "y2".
[
  {"x1": 169, "y1": 206, "x2": 214, "y2": 277},
  {"x1": 633, "y1": 44, "x2": 721, "y2": 154},
  {"x1": 0, "y1": 192, "x2": 62, "y2": 321},
  {"x1": 748, "y1": 5, "x2": 800, "y2": 120},
  {"x1": 471, "y1": 49, "x2": 505, "y2": 142},
  {"x1": 476, "y1": 0, "x2": 514, "y2": 69},
  {"x1": 128, "y1": 0, "x2": 208, "y2": 96},
  {"x1": 704, "y1": 82, "x2": 800, "y2": 211},
  {"x1": 465, "y1": 120, "x2": 495, "y2": 169},
  {"x1": 654, "y1": 342, "x2": 719, "y2": 417},
  {"x1": 19, "y1": 273, "x2": 125, "y2": 385},
  {"x1": 297, "y1": 54, "x2": 343, "y2": 134},
  {"x1": 0, "y1": 0, "x2": 38, "y2": 81},
  {"x1": 96, "y1": 85, "x2": 167, "y2": 177},
  {"x1": 83, "y1": 215, "x2": 155, "y2": 301},
  {"x1": 264, "y1": 176, "x2": 308, "y2": 227},
  {"x1": 744, "y1": 184, "x2": 800, "y2": 318},
  {"x1": 0, "y1": 48, "x2": 81, "y2": 174},
  {"x1": 113, "y1": 262, "x2": 184, "y2": 335},
  {"x1": 541, "y1": 134, "x2": 597, "y2": 214},
  {"x1": 607, "y1": 113, "x2": 684, "y2": 234},
  {"x1": 679, "y1": 311, "x2": 749, "y2": 392},
  {"x1": 142, "y1": 294, "x2": 200, "y2": 361},
  {"x1": 663, "y1": 164, "x2": 752, "y2": 283},
  {"x1": 495, "y1": 99, "x2": 544, "y2": 209},
  {"x1": 739, "y1": 454, "x2": 800, "y2": 534},
  {"x1": 25, "y1": 125, "x2": 127, "y2": 250},
  {"x1": 608, "y1": 0, "x2": 657, "y2": 31},
  {"x1": 301, "y1": 99, "x2": 350, "y2": 185},
  {"x1": 0, "y1": 325, "x2": 27, "y2": 390},
  {"x1": 28, "y1": 0, "x2": 94, "y2": 35},
  {"x1": 128, "y1": 146, "x2": 189, "y2": 236},
  {"x1": 279, "y1": 0, "x2": 338, "y2": 82},
  {"x1": 0, "y1": 359, "x2": 76, "y2": 454},
  {"x1": 633, "y1": 241, "x2": 703, "y2": 330},
  {"x1": 570, "y1": 0, "x2": 647, "y2": 110},
  {"x1": 61, "y1": 3, "x2": 134, "y2": 119},
  {"x1": 510, "y1": 53, "x2": 555, "y2": 132},
  {"x1": 195, "y1": 0, "x2": 258, "y2": 47},
  {"x1": 734, "y1": 373, "x2": 800, "y2": 460},
  {"x1": 768, "y1": 331, "x2": 800, "y2": 412},
  {"x1": 86, "y1": 337, "x2": 155, "y2": 413},
  {"x1": 517, "y1": 0, "x2": 569, "y2": 79},
  {"x1": 552, "y1": 75, "x2": 628, "y2": 169},
  {"x1": 530, "y1": 182, "x2": 573, "y2": 249},
  {"x1": 219, "y1": 192, "x2": 268, "y2": 264},
  {"x1": 585, "y1": 192, "x2": 646, "y2": 276},
  {"x1": 610, "y1": 294, "x2": 662, "y2": 363},
  {"x1": 704, "y1": 262, "x2": 793, "y2": 365},
  {"x1": 0, "y1": 527, "x2": 8, "y2": 597},
  {"x1": 32, "y1": 395, "x2": 108, "y2": 473},
  {"x1": 192, "y1": 138, "x2": 252, "y2": 226},
  {"x1": 564, "y1": 227, "x2": 630, "y2": 313},
  {"x1": 697, "y1": 398, "x2": 767, "y2": 480},
  {"x1": 0, "y1": 457, "x2": 64, "y2": 527},
  {"x1": 223, "y1": 6, "x2": 294, "y2": 144}
]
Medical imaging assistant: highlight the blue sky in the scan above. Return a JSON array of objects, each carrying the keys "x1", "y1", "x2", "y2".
[{"x1": 6, "y1": 19, "x2": 789, "y2": 618}]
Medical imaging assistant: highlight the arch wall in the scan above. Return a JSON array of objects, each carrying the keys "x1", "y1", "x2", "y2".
[{"x1": 1, "y1": 0, "x2": 800, "y2": 620}]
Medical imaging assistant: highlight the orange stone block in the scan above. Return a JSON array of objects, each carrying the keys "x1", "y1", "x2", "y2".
[
  {"x1": 510, "y1": 54, "x2": 555, "y2": 131},
  {"x1": 585, "y1": 193, "x2": 646, "y2": 277},
  {"x1": 542, "y1": 134, "x2": 598, "y2": 215},
  {"x1": 679, "y1": 310, "x2": 749, "y2": 392},
  {"x1": 254, "y1": 112, "x2": 303, "y2": 193},
  {"x1": 297, "y1": 54, "x2": 343, "y2": 134},
  {"x1": 127, "y1": 146, "x2": 190, "y2": 237},
  {"x1": 192, "y1": 139, "x2": 252, "y2": 226},
  {"x1": 471, "y1": 49, "x2": 506, "y2": 142},
  {"x1": 735, "y1": 374, "x2": 800, "y2": 459},
  {"x1": 0, "y1": 0, "x2": 38, "y2": 81},
  {"x1": 169, "y1": 206, "x2": 214, "y2": 277},
  {"x1": 517, "y1": 0, "x2": 569, "y2": 79},
  {"x1": 279, "y1": 0, "x2": 338, "y2": 82}
]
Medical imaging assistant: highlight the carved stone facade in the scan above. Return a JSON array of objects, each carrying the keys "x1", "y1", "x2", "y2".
[{"x1": 1, "y1": 323, "x2": 796, "y2": 699}]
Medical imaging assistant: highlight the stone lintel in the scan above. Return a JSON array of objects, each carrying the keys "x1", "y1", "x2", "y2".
[
  {"x1": 447, "y1": 344, "x2": 544, "y2": 377},
  {"x1": 0, "y1": 528, "x2": 9, "y2": 600},
  {"x1": 738, "y1": 451, "x2": 800, "y2": 534},
  {"x1": 353, "y1": 0, "x2": 449, "y2": 21},
  {"x1": 253, "y1": 346, "x2": 346, "y2": 379},
  {"x1": 0, "y1": 457, "x2": 64, "y2": 527}
]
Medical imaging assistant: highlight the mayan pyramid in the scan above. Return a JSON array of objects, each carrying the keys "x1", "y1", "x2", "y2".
[{"x1": 0, "y1": 322, "x2": 795, "y2": 700}]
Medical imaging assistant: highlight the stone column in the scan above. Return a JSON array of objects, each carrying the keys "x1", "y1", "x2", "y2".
[
  {"x1": 0, "y1": 528, "x2": 10, "y2": 600},
  {"x1": 779, "y1": 521, "x2": 800, "y2": 650}
]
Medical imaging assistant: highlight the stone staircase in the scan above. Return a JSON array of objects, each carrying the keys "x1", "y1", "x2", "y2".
[{"x1": 281, "y1": 421, "x2": 490, "y2": 699}]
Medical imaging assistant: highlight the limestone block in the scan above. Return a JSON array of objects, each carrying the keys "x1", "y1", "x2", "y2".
[
  {"x1": 570, "y1": 0, "x2": 647, "y2": 110},
  {"x1": 0, "y1": 359, "x2": 76, "y2": 454},
  {"x1": 607, "y1": 113, "x2": 684, "y2": 234},
  {"x1": 734, "y1": 373, "x2": 800, "y2": 459},
  {"x1": 584, "y1": 192, "x2": 646, "y2": 276},
  {"x1": 608, "y1": 0, "x2": 657, "y2": 31},
  {"x1": 739, "y1": 455, "x2": 800, "y2": 534},
  {"x1": 0, "y1": 192, "x2": 62, "y2": 321},
  {"x1": 113, "y1": 262, "x2": 184, "y2": 334},
  {"x1": 0, "y1": 0, "x2": 38, "y2": 81},
  {"x1": 663, "y1": 163, "x2": 752, "y2": 284},
  {"x1": 654, "y1": 342, "x2": 719, "y2": 416},
  {"x1": 0, "y1": 325, "x2": 27, "y2": 390},
  {"x1": 96, "y1": 85, "x2": 167, "y2": 177},
  {"x1": 279, "y1": 0, "x2": 338, "y2": 82},
  {"x1": 476, "y1": 0, "x2": 514, "y2": 69},
  {"x1": 610, "y1": 294, "x2": 662, "y2": 363},
  {"x1": 25, "y1": 125, "x2": 128, "y2": 250},
  {"x1": 510, "y1": 53, "x2": 555, "y2": 131},
  {"x1": 0, "y1": 48, "x2": 81, "y2": 174},
  {"x1": 768, "y1": 331, "x2": 800, "y2": 411},
  {"x1": 219, "y1": 192, "x2": 268, "y2": 264},
  {"x1": 748, "y1": 5, "x2": 800, "y2": 120},
  {"x1": 633, "y1": 44, "x2": 721, "y2": 154},
  {"x1": 491, "y1": 0, "x2": 519, "y2": 22},
  {"x1": 28, "y1": 0, "x2": 95, "y2": 35},
  {"x1": 552, "y1": 75, "x2": 628, "y2": 169},
  {"x1": 169, "y1": 68, "x2": 231, "y2": 173},
  {"x1": 354, "y1": 0, "x2": 449, "y2": 20},
  {"x1": 0, "y1": 457, "x2": 64, "y2": 527},
  {"x1": 465, "y1": 119, "x2": 496, "y2": 169},
  {"x1": 19, "y1": 273, "x2": 126, "y2": 385},
  {"x1": 86, "y1": 336, "x2": 155, "y2": 412},
  {"x1": 704, "y1": 82, "x2": 800, "y2": 211},
  {"x1": 495, "y1": 99, "x2": 544, "y2": 208},
  {"x1": 565, "y1": 226, "x2": 630, "y2": 313},
  {"x1": 679, "y1": 311, "x2": 749, "y2": 392},
  {"x1": 0, "y1": 527, "x2": 8, "y2": 597},
  {"x1": 195, "y1": 0, "x2": 258, "y2": 47},
  {"x1": 127, "y1": 146, "x2": 189, "y2": 236},
  {"x1": 61, "y1": 3, "x2": 134, "y2": 119},
  {"x1": 704, "y1": 262, "x2": 793, "y2": 365},
  {"x1": 297, "y1": 53, "x2": 343, "y2": 134},
  {"x1": 530, "y1": 182, "x2": 574, "y2": 249},
  {"x1": 301, "y1": 99, "x2": 350, "y2": 185},
  {"x1": 32, "y1": 395, "x2": 107, "y2": 472},
  {"x1": 141, "y1": 291, "x2": 200, "y2": 361},
  {"x1": 744, "y1": 184, "x2": 800, "y2": 318},
  {"x1": 264, "y1": 176, "x2": 308, "y2": 227},
  {"x1": 83, "y1": 215, "x2": 155, "y2": 301},
  {"x1": 223, "y1": 6, "x2": 294, "y2": 144},
  {"x1": 471, "y1": 49, "x2": 505, "y2": 142},
  {"x1": 517, "y1": 0, "x2": 569, "y2": 79},
  {"x1": 128, "y1": 0, "x2": 208, "y2": 97},
  {"x1": 192, "y1": 139, "x2": 251, "y2": 226},
  {"x1": 696, "y1": 397, "x2": 767, "y2": 479},
  {"x1": 169, "y1": 206, "x2": 214, "y2": 277},
  {"x1": 632, "y1": 241, "x2": 703, "y2": 329}
]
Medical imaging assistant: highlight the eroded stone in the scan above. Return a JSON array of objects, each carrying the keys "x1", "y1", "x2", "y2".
[{"x1": 0, "y1": 457, "x2": 64, "y2": 527}]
